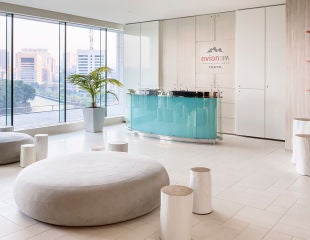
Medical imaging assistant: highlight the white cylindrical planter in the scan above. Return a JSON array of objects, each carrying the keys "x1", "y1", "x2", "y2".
[
  {"x1": 34, "y1": 134, "x2": 48, "y2": 161},
  {"x1": 20, "y1": 144, "x2": 36, "y2": 168},
  {"x1": 91, "y1": 145, "x2": 105, "y2": 151},
  {"x1": 189, "y1": 167, "x2": 212, "y2": 214},
  {"x1": 160, "y1": 185, "x2": 193, "y2": 240},
  {"x1": 292, "y1": 118, "x2": 310, "y2": 163},
  {"x1": 0, "y1": 126, "x2": 14, "y2": 132},
  {"x1": 295, "y1": 134, "x2": 310, "y2": 176},
  {"x1": 107, "y1": 141, "x2": 128, "y2": 152}
]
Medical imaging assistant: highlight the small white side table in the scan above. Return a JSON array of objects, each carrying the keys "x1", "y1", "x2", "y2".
[
  {"x1": 0, "y1": 126, "x2": 14, "y2": 132},
  {"x1": 189, "y1": 167, "x2": 212, "y2": 214},
  {"x1": 160, "y1": 185, "x2": 193, "y2": 240},
  {"x1": 91, "y1": 145, "x2": 105, "y2": 151},
  {"x1": 107, "y1": 141, "x2": 128, "y2": 152},
  {"x1": 20, "y1": 144, "x2": 36, "y2": 168},
  {"x1": 295, "y1": 134, "x2": 310, "y2": 176},
  {"x1": 292, "y1": 118, "x2": 310, "y2": 163},
  {"x1": 34, "y1": 134, "x2": 48, "y2": 161}
]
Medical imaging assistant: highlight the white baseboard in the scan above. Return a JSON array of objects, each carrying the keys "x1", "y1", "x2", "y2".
[{"x1": 17, "y1": 116, "x2": 125, "y2": 136}]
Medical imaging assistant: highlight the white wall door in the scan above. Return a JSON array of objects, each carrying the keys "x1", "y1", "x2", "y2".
[
  {"x1": 236, "y1": 8, "x2": 265, "y2": 89},
  {"x1": 124, "y1": 24, "x2": 141, "y2": 90},
  {"x1": 265, "y1": 5, "x2": 286, "y2": 140},
  {"x1": 178, "y1": 17, "x2": 196, "y2": 90},
  {"x1": 196, "y1": 14, "x2": 215, "y2": 42},
  {"x1": 216, "y1": 12, "x2": 235, "y2": 40},
  {"x1": 236, "y1": 89, "x2": 265, "y2": 137},
  {"x1": 140, "y1": 21, "x2": 159, "y2": 89},
  {"x1": 160, "y1": 19, "x2": 178, "y2": 90}
]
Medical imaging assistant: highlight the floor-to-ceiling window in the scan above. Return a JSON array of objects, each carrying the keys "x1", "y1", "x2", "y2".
[
  {"x1": 106, "y1": 29, "x2": 124, "y2": 117},
  {"x1": 13, "y1": 17, "x2": 59, "y2": 129},
  {"x1": 0, "y1": 14, "x2": 6, "y2": 126},
  {"x1": 0, "y1": 13, "x2": 123, "y2": 130},
  {"x1": 66, "y1": 25, "x2": 102, "y2": 122}
]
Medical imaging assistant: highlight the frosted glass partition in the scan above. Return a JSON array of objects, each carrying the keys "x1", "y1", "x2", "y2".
[{"x1": 126, "y1": 94, "x2": 218, "y2": 141}]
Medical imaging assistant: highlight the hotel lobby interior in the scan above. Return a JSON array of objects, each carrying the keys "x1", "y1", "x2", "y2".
[{"x1": 1, "y1": 0, "x2": 310, "y2": 239}]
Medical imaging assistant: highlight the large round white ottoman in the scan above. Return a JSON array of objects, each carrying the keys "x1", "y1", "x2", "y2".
[
  {"x1": 0, "y1": 132, "x2": 34, "y2": 165},
  {"x1": 14, "y1": 151, "x2": 170, "y2": 226}
]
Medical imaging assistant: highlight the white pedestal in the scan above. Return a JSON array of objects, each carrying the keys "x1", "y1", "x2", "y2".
[
  {"x1": 91, "y1": 145, "x2": 105, "y2": 151},
  {"x1": 0, "y1": 126, "x2": 14, "y2": 132},
  {"x1": 160, "y1": 185, "x2": 193, "y2": 240},
  {"x1": 107, "y1": 141, "x2": 128, "y2": 152},
  {"x1": 189, "y1": 167, "x2": 212, "y2": 214},
  {"x1": 292, "y1": 118, "x2": 310, "y2": 163},
  {"x1": 34, "y1": 134, "x2": 48, "y2": 161},
  {"x1": 20, "y1": 144, "x2": 36, "y2": 168},
  {"x1": 295, "y1": 134, "x2": 310, "y2": 176}
]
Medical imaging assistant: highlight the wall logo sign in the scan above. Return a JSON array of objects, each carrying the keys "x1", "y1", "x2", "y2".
[
  {"x1": 207, "y1": 47, "x2": 222, "y2": 53},
  {"x1": 196, "y1": 41, "x2": 234, "y2": 74},
  {"x1": 200, "y1": 46, "x2": 230, "y2": 69}
]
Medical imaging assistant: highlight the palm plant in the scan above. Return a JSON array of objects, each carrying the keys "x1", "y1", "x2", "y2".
[{"x1": 67, "y1": 66, "x2": 123, "y2": 108}]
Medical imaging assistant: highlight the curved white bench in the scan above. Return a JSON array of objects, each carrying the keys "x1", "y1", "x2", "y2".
[
  {"x1": 14, "y1": 151, "x2": 170, "y2": 226},
  {"x1": 0, "y1": 132, "x2": 34, "y2": 165}
]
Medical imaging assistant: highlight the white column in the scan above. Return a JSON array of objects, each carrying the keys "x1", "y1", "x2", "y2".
[
  {"x1": 295, "y1": 134, "x2": 310, "y2": 176},
  {"x1": 292, "y1": 118, "x2": 310, "y2": 163},
  {"x1": 34, "y1": 134, "x2": 48, "y2": 161},
  {"x1": 189, "y1": 167, "x2": 212, "y2": 214},
  {"x1": 20, "y1": 144, "x2": 36, "y2": 168},
  {"x1": 160, "y1": 185, "x2": 193, "y2": 240},
  {"x1": 107, "y1": 141, "x2": 128, "y2": 152}
]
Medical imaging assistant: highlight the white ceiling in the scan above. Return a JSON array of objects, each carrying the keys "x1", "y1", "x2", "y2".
[{"x1": 1, "y1": 0, "x2": 285, "y2": 24}]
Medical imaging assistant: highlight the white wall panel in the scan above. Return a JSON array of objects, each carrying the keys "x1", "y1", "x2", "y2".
[
  {"x1": 265, "y1": 5, "x2": 286, "y2": 140},
  {"x1": 221, "y1": 117, "x2": 236, "y2": 133},
  {"x1": 221, "y1": 103, "x2": 235, "y2": 118},
  {"x1": 220, "y1": 88, "x2": 235, "y2": 103},
  {"x1": 196, "y1": 73, "x2": 214, "y2": 89},
  {"x1": 216, "y1": 12, "x2": 235, "y2": 40},
  {"x1": 124, "y1": 24, "x2": 140, "y2": 90},
  {"x1": 161, "y1": 19, "x2": 178, "y2": 90},
  {"x1": 236, "y1": 89, "x2": 265, "y2": 137},
  {"x1": 196, "y1": 14, "x2": 215, "y2": 42},
  {"x1": 178, "y1": 17, "x2": 196, "y2": 90},
  {"x1": 140, "y1": 21, "x2": 159, "y2": 89},
  {"x1": 215, "y1": 74, "x2": 235, "y2": 89},
  {"x1": 236, "y1": 8, "x2": 265, "y2": 89}
]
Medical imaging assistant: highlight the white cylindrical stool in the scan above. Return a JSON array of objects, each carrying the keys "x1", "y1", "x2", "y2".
[
  {"x1": 295, "y1": 134, "x2": 310, "y2": 176},
  {"x1": 34, "y1": 134, "x2": 48, "y2": 161},
  {"x1": 0, "y1": 126, "x2": 14, "y2": 132},
  {"x1": 160, "y1": 185, "x2": 193, "y2": 240},
  {"x1": 20, "y1": 144, "x2": 36, "y2": 168},
  {"x1": 189, "y1": 167, "x2": 212, "y2": 214},
  {"x1": 107, "y1": 141, "x2": 128, "y2": 152},
  {"x1": 292, "y1": 118, "x2": 310, "y2": 163},
  {"x1": 91, "y1": 145, "x2": 105, "y2": 151}
]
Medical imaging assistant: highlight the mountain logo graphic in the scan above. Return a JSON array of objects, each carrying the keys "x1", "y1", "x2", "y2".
[{"x1": 207, "y1": 47, "x2": 223, "y2": 53}]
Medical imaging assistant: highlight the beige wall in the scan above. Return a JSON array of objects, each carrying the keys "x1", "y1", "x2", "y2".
[{"x1": 286, "y1": 0, "x2": 310, "y2": 149}]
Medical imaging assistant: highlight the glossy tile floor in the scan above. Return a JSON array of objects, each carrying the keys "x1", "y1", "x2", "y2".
[{"x1": 0, "y1": 124, "x2": 309, "y2": 240}]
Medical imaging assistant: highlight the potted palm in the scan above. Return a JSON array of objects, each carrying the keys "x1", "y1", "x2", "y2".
[{"x1": 68, "y1": 66, "x2": 123, "y2": 132}]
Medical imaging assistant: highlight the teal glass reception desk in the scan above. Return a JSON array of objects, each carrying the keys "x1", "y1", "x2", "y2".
[{"x1": 126, "y1": 93, "x2": 218, "y2": 143}]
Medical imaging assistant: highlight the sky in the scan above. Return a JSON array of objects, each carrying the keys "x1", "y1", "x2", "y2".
[
  {"x1": 1, "y1": 16, "x2": 119, "y2": 69},
  {"x1": 14, "y1": 17, "x2": 103, "y2": 58}
]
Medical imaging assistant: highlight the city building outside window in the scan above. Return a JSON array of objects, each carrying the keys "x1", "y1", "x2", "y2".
[{"x1": 0, "y1": 14, "x2": 124, "y2": 130}]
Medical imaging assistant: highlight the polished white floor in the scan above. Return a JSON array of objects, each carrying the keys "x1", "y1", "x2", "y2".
[{"x1": 0, "y1": 124, "x2": 309, "y2": 240}]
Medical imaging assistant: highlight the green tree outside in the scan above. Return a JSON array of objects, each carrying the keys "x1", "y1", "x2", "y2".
[{"x1": 0, "y1": 79, "x2": 36, "y2": 113}]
